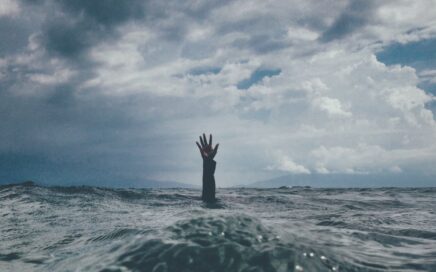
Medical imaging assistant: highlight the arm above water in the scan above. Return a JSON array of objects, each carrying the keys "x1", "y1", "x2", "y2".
[
  {"x1": 196, "y1": 133, "x2": 219, "y2": 203},
  {"x1": 202, "y1": 158, "x2": 216, "y2": 202}
]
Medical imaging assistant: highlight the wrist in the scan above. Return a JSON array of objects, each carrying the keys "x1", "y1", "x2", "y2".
[{"x1": 203, "y1": 159, "x2": 216, "y2": 175}]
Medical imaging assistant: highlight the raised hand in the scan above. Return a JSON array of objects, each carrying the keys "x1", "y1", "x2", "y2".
[{"x1": 196, "y1": 133, "x2": 219, "y2": 160}]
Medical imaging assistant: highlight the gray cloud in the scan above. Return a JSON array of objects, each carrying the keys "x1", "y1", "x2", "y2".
[
  {"x1": 0, "y1": 85, "x2": 159, "y2": 184},
  {"x1": 30, "y1": 0, "x2": 145, "y2": 59},
  {"x1": 237, "y1": 68, "x2": 281, "y2": 90},
  {"x1": 0, "y1": 17, "x2": 33, "y2": 56},
  {"x1": 232, "y1": 34, "x2": 289, "y2": 54},
  {"x1": 58, "y1": 0, "x2": 145, "y2": 26},
  {"x1": 320, "y1": 0, "x2": 376, "y2": 42}
]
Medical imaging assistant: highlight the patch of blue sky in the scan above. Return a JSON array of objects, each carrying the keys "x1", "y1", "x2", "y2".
[
  {"x1": 188, "y1": 66, "x2": 221, "y2": 76},
  {"x1": 376, "y1": 38, "x2": 436, "y2": 97},
  {"x1": 237, "y1": 68, "x2": 281, "y2": 90},
  {"x1": 376, "y1": 38, "x2": 436, "y2": 71}
]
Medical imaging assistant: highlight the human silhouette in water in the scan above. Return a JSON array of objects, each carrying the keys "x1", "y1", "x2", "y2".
[{"x1": 196, "y1": 133, "x2": 219, "y2": 202}]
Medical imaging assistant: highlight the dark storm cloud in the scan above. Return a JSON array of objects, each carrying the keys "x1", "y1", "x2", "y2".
[
  {"x1": 31, "y1": 0, "x2": 229, "y2": 59},
  {"x1": 41, "y1": 18, "x2": 97, "y2": 58},
  {"x1": 31, "y1": 0, "x2": 145, "y2": 58},
  {"x1": 320, "y1": 0, "x2": 376, "y2": 42},
  {"x1": 0, "y1": 83, "x2": 156, "y2": 185},
  {"x1": 59, "y1": 0, "x2": 145, "y2": 26},
  {"x1": 0, "y1": 17, "x2": 33, "y2": 56},
  {"x1": 233, "y1": 34, "x2": 289, "y2": 54}
]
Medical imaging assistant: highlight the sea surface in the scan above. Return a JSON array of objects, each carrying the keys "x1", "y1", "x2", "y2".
[{"x1": 1, "y1": 183, "x2": 436, "y2": 271}]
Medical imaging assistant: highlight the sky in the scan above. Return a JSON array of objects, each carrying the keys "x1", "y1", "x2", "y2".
[{"x1": 1, "y1": 0, "x2": 436, "y2": 187}]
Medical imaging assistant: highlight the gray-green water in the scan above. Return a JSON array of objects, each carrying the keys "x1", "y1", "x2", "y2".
[{"x1": 1, "y1": 183, "x2": 435, "y2": 271}]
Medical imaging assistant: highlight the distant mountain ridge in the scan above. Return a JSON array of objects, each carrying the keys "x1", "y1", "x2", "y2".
[{"x1": 250, "y1": 173, "x2": 436, "y2": 188}]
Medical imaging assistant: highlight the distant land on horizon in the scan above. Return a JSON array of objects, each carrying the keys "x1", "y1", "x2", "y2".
[
  {"x1": 2, "y1": 172, "x2": 436, "y2": 189},
  {"x1": 0, "y1": 179, "x2": 198, "y2": 189},
  {"x1": 248, "y1": 173, "x2": 436, "y2": 188}
]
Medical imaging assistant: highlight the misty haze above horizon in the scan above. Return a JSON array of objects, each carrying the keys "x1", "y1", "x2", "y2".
[{"x1": 1, "y1": 0, "x2": 436, "y2": 187}]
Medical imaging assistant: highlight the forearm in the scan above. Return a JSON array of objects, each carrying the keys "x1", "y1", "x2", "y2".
[{"x1": 202, "y1": 159, "x2": 216, "y2": 202}]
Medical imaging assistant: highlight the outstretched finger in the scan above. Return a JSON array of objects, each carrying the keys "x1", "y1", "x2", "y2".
[
  {"x1": 203, "y1": 133, "x2": 207, "y2": 146},
  {"x1": 199, "y1": 136, "x2": 205, "y2": 148},
  {"x1": 196, "y1": 142, "x2": 204, "y2": 157},
  {"x1": 212, "y1": 143, "x2": 219, "y2": 157},
  {"x1": 209, "y1": 134, "x2": 212, "y2": 147}
]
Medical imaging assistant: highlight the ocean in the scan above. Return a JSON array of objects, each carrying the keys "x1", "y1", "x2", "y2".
[{"x1": 1, "y1": 183, "x2": 435, "y2": 271}]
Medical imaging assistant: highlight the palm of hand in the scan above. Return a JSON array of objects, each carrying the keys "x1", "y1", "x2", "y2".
[{"x1": 196, "y1": 133, "x2": 219, "y2": 160}]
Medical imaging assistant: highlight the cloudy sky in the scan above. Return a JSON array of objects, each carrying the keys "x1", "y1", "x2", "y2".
[{"x1": 1, "y1": 0, "x2": 436, "y2": 186}]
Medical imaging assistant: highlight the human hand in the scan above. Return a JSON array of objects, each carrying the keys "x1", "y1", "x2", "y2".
[{"x1": 196, "y1": 133, "x2": 219, "y2": 160}]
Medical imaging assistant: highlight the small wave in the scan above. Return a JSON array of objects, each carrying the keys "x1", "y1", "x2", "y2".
[
  {"x1": 0, "y1": 252, "x2": 21, "y2": 261},
  {"x1": 388, "y1": 229, "x2": 436, "y2": 240},
  {"x1": 102, "y1": 215, "x2": 336, "y2": 272},
  {"x1": 351, "y1": 231, "x2": 423, "y2": 247},
  {"x1": 44, "y1": 234, "x2": 83, "y2": 250},
  {"x1": 169, "y1": 215, "x2": 274, "y2": 247},
  {"x1": 316, "y1": 220, "x2": 350, "y2": 228},
  {"x1": 88, "y1": 229, "x2": 151, "y2": 243}
]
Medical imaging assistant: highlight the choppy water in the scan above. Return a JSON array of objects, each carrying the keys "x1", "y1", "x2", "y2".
[{"x1": 1, "y1": 183, "x2": 436, "y2": 271}]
